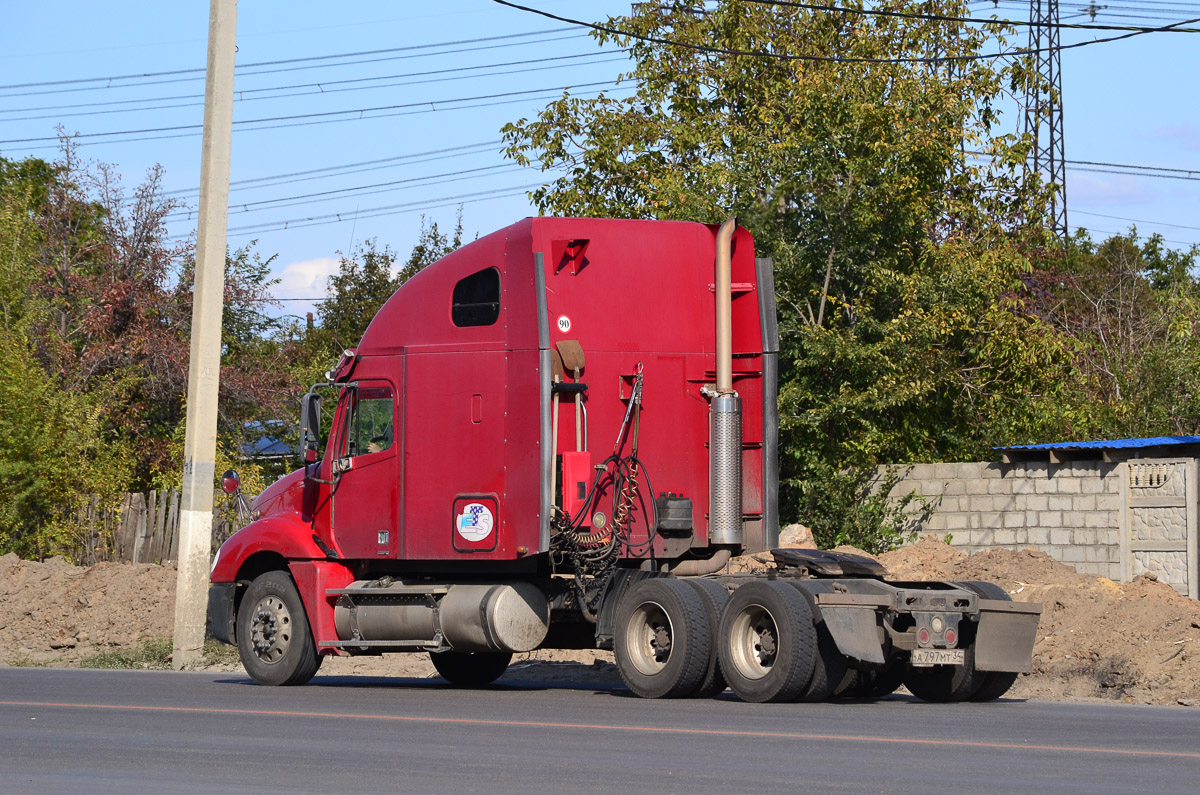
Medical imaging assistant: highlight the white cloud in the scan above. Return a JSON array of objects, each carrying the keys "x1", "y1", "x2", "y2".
[
  {"x1": 269, "y1": 256, "x2": 339, "y2": 319},
  {"x1": 1154, "y1": 124, "x2": 1200, "y2": 150},
  {"x1": 274, "y1": 256, "x2": 338, "y2": 298},
  {"x1": 1067, "y1": 173, "x2": 1156, "y2": 207}
]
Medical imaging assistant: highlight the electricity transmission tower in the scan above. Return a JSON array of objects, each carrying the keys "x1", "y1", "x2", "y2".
[{"x1": 1024, "y1": 0, "x2": 1068, "y2": 238}]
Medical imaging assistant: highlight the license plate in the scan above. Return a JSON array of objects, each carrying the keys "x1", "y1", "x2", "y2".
[{"x1": 911, "y1": 648, "x2": 965, "y2": 667}]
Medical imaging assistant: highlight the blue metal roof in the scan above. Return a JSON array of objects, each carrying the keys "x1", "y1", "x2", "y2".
[
  {"x1": 241, "y1": 435, "x2": 292, "y2": 457},
  {"x1": 239, "y1": 420, "x2": 292, "y2": 458},
  {"x1": 997, "y1": 436, "x2": 1200, "y2": 452}
]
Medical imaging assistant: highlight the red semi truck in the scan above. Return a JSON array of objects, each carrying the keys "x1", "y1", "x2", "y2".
[{"x1": 208, "y1": 217, "x2": 1040, "y2": 702}]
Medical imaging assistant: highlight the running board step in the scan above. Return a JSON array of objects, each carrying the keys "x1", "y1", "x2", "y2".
[
  {"x1": 320, "y1": 639, "x2": 435, "y2": 650},
  {"x1": 326, "y1": 584, "x2": 451, "y2": 596}
]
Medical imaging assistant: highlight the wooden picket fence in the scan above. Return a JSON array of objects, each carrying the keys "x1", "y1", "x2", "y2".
[{"x1": 74, "y1": 490, "x2": 247, "y2": 566}]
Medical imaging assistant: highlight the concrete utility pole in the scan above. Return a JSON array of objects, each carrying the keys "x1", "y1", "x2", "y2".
[{"x1": 173, "y1": 0, "x2": 238, "y2": 670}]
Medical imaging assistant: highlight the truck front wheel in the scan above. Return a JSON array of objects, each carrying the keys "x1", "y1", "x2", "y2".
[
  {"x1": 236, "y1": 570, "x2": 322, "y2": 686},
  {"x1": 430, "y1": 651, "x2": 512, "y2": 686}
]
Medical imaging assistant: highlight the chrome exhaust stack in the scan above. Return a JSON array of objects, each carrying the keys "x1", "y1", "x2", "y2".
[{"x1": 709, "y1": 218, "x2": 743, "y2": 547}]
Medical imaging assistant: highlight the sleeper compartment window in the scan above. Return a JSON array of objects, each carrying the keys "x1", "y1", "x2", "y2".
[{"x1": 451, "y1": 267, "x2": 501, "y2": 327}]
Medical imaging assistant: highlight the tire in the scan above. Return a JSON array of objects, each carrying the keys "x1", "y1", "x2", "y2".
[
  {"x1": 788, "y1": 584, "x2": 848, "y2": 703},
  {"x1": 957, "y1": 581, "x2": 1021, "y2": 702},
  {"x1": 903, "y1": 651, "x2": 981, "y2": 703},
  {"x1": 236, "y1": 570, "x2": 322, "y2": 686},
  {"x1": 903, "y1": 583, "x2": 987, "y2": 703},
  {"x1": 430, "y1": 651, "x2": 513, "y2": 686},
  {"x1": 717, "y1": 581, "x2": 817, "y2": 703},
  {"x1": 614, "y1": 578, "x2": 712, "y2": 699},
  {"x1": 684, "y1": 578, "x2": 730, "y2": 698},
  {"x1": 838, "y1": 666, "x2": 907, "y2": 699}
]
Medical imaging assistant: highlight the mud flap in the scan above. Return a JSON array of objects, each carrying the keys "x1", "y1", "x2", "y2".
[
  {"x1": 974, "y1": 599, "x2": 1042, "y2": 673},
  {"x1": 819, "y1": 606, "x2": 886, "y2": 665},
  {"x1": 207, "y1": 582, "x2": 236, "y2": 644}
]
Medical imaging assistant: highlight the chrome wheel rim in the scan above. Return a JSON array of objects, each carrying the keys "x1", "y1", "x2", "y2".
[
  {"x1": 249, "y1": 594, "x2": 292, "y2": 664},
  {"x1": 625, "y1": 601, "x2": 674, "y2": 676},
  {"x1": 728, "y1": 604, "x2": 778, "y2": 680}
]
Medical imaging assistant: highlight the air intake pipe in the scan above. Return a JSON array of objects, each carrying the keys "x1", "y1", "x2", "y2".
[{"x1": 709, "y1": 218, "x2": 743, "y2": 547}]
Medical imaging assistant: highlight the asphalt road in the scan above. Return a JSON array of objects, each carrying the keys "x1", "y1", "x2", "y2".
[{"x1": 1, "y1": 667, "x2": 1198, "y2": 793}]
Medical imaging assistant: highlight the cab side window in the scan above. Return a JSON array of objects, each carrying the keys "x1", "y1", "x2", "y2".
[{"x1": 348, "y1": 385, "x2": 394, "y2": 457}]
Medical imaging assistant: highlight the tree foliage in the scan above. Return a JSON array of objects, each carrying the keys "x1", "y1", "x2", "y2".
[
  {"x1": 316, "y1": 211, "x2": 465, "y2": 358},
  {"x1": 1020, "y1": 230, "x2": 1200, "y2": 438},
  {"x1": 0, "y1": 136, "x2": 474, "y2": 559},
  {"x1": 0, "y1": 144, "x2": 298, "y2": 556},
  {"x1": 402, "y1": 208, "x2": 465, "y2": 278}
]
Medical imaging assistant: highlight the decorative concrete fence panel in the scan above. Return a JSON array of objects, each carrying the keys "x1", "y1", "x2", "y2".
[{"x1": 1121, "y1": 459, "x2": 1198, "y2": 597}]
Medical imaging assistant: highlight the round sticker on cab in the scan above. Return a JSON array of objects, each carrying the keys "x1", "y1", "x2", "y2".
[{"x1": 456, "y1": 502, "x2": 495, "y2": 542}]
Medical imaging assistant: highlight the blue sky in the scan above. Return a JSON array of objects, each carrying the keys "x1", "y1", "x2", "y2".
[{"x1": 2, "y1": 1, "x2": 1197, "y2": 323}]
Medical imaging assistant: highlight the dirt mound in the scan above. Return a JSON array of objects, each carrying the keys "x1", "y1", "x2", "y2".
[
  {"x1": 0, "y1": 553, "x2": 615, "y2": 682},
  {"x1": 3, "y1": 542, "x2": 1199, "y2": 706},
  {"x1": 0, "y1": 553, "x2": 176, "y2": 660},
  {"x1": 879, "y1": 535, "x2": 969, "y2": 579},
  {"x1": 880, "y1": 537, "x2": 1200, "y2": 706}
]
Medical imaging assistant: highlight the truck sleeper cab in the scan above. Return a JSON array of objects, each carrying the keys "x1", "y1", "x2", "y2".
[{"x1": 209, "y1": 217, "x2": 1040, "y2": 702}]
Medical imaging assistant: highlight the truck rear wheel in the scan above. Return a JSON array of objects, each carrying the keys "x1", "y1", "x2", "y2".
[
  {"x1": 903, "y1": 653, "x2": 981, "y2": 703},
  {"x1": 614, "y1": 578, "x2": 712, "y2": 699},
  {"x1": 903, "y1": 596, "x2": 984, "y2": 703},
  {"x1": 717, "y1": 581, "x2": 816, "y2": 703},
  {"x1": 788, "y1": 584, "x2": 848, "y2": 703},
  {"x1": 430, "y1": 651, "x2": 512, "y2": 686},
  {"x1": 684, "y1": 578, "x2": 730, "y2": 698},
  {"x1": 957, "y1": 581, "x2": 1021, "y2": 702},
  {"x1": 838, "y1": 666, "x2": 907, "y2": 699},
  {"x1": 237, "y1": 570, "x2": 322, "y2": 686}
]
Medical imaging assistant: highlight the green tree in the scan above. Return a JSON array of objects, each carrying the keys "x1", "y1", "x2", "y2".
[
  {"x1": 502, "y1": 1, "x2": 1067, "y2": 548},
  {"x1": 315, "y1": 212, "x2": 467, "y2": 359},
  {"x1": 0, "y1": 144, "x2": 308, "y2": 556},
  {"x1": 399, "y1": 209, "x2": 465, "y2": 282},
  {"x1": 1021, "y1": 229, "x2": 1200, "y2": 439},
  {"x1": 316, "y1": 239, "x2": 400, "y2": 356},
  {"x1": 0, "y1": 158, "x2": 133, "y2": 558}
]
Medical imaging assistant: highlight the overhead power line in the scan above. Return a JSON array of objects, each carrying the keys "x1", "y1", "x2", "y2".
[
  {"x1": 968, "y1": 151, "x2": 1200, "y2": 182},
  {"x1": 166, "y1": 163, "x2": 523, "y2": 220},
  {"x1": 0, "y1": 31, "x2": 590, "y2": 99},
  {"x1": 1067, "y1": 158, "x2": 1199, "y2": 177},
  {"x1": 744, "y1": 0, "x2": 1200, "y2": 32},
  {"x1": 0, "y1": 81, "x2": 621, "y2": 145},
  {"x1": 988, "y1": 0, "x2": 1200, "y2": 24},
  {"x1": 1070, "y1": 209, "x2": 1200, "y2": 232},
  {"x1": 0, "y1": 27, "x2": 577, "y2": 91},
  {"x1": 0, "y1": 51, "x2": 626, "y2": 118},
  {"x1": 0, "y1": 54, "x2": 628, "y2": 124},
  {"x1": 165, "y1": 140, "x2": 503, "y2": 197},
  {"x1": 172, "y1": 182, "x2": 546, "y2": 239},
  {"x1": 12, "y1": 83, "x2": 635, "y2": 153},
  {"x1": 1074, "y1": 226, "x2": 1198, "y2": 248},
  {"x1": 489, "y1": 0, "x2": 1199, "y2": 63},
  {"x1": 1066, "y1": 164, "x2": 1200, "y2": 182}
]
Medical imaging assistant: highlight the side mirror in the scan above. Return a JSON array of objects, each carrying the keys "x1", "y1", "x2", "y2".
[
  {"x1": 220, "y1": 469, "x2": 240, "y2": 494},
  {"x1": 299, "y1": 392, "x2": 322, "y2": 464}
]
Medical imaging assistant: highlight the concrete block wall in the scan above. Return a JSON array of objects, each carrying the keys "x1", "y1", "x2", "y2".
[{"x1": 885, "y1": 460, "x2": 1124, "y2": 578}]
